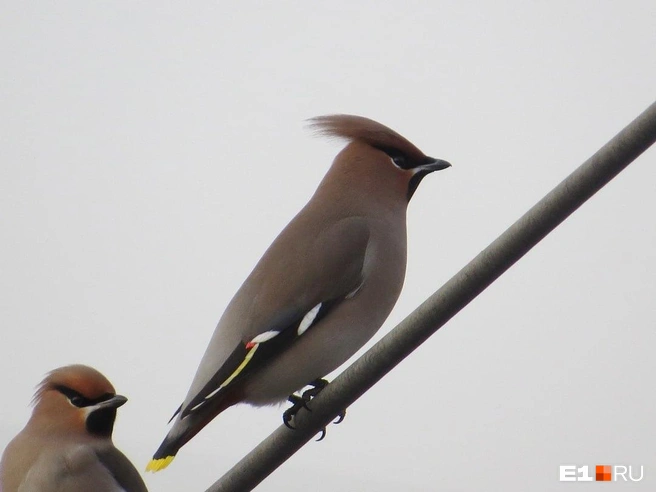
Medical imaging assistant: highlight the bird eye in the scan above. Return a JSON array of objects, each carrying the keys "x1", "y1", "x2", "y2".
[
  {"x1": 374, "y1": 146, "x2": 408, "y2": 169},
  {"x1": 391, "y1": 155, "x2": 406, "y2": 168},
  {"x1": 54, "y1": 385, "x2": 95, "y2": 407},
  {"x1": 70, "y1": 396, "x2": 88, "y2": 407}
]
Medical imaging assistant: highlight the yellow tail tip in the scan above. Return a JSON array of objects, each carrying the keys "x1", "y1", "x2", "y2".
[{"x1": 146, "y1": 455, "x2": 175, "y2": 472}]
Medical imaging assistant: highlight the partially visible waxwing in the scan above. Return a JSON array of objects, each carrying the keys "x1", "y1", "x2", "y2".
[
  {"x1": 0, "y1": 365, "x2": 148, "y2": 492},
  {"x1": 148, "y1": 114, "x2": 451, "y2": 471}
]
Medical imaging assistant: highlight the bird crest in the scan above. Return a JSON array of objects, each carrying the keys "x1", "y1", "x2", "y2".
[
  {"x1": 307, "y1": 114, "x2": 427, "y2": 162},
  {"x1": 31, "y1": 365, "x2": 115, "y2": 407}
]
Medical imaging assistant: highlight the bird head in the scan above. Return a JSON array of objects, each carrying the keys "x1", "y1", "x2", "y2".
[
  {"x1": 29, "y1": 364, "x2": 127, "y2": 440},
  {"x1": 308, "y1": 114, "x2": 451, "y2": 202}
]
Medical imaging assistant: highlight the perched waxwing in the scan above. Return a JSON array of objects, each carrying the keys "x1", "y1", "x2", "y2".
[
  {"x1": 148, "y1": 114, "x2": 451, "y2": 471},
  {"x1": 0, "y1": 365, "x2": 148, "y2": 492}
]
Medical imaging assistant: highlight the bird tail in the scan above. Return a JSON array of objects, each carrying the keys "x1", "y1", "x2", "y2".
[
  {"x1": 146, "y1": 454, "x2": 175, "y2": 472},
  {"x1": 147, "y1": 394, "x2": 238, "y2": 472},
  {"x1": 147, "y1": 409, "x2": 210, "y2": 472},
  {"x1": 146, "y1": 434, "x2": 182, "y2": 472}
]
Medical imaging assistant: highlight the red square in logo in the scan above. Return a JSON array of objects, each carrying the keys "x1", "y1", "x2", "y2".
[{"x1": 596, "y1": 465, "x2": 612, "y2": 481}]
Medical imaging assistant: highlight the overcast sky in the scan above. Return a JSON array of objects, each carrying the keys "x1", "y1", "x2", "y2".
[{"x1": 1, "y1": 2, "x2": 655, "y2": 491}]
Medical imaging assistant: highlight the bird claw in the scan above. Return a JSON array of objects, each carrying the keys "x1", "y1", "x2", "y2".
[
  {"x1": 283, "y1": 394, "x2": 305, "y2": 429},
  {"x1": 333, "y1": 409, "x2": 346, "y2": 424},
  {"x1": 282, "y1": 379, "x2": 347, "y2": 440},
  {"x1": 283, "y1": 414, "x2": 295, "y2": 430},
  {"x1": 301, "y1": 378, "x2": 328, "y2": 400}
]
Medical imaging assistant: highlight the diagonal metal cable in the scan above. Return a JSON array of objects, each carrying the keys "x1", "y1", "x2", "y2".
[{"x1": 207, "y1": 100, "x2": 656, "y2": 492}]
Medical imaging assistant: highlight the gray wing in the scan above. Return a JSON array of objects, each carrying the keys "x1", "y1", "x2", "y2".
[
  {"x1": 180, "y1": 216, "x2": 371, "y2": 415},
  {"x1": 95, "y1": 447, "x2": 148, "y2": 492},
  {"x1": 18, "y1": 444, "x2": 146, "y2": 492}
]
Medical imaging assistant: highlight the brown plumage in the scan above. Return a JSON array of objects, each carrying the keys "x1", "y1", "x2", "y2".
[
  {"x1": 0, "y1": 365, "x2": 148, "y2": 492},
  {"x1": 31, "y1": 365, "x2": 114, "y2": 407},
  {"x1": 308, "y1": 114, "x2": 428, "y2": 164},
  {"x1": 148, "y1": 114, "x2": 450, "y2": 470}
]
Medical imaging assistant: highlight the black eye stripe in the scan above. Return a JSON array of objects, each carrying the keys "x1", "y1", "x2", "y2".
[
  {"x1": 54, "y1": 385, "x2": 114, "y2": 408},
  {"x1": 374, "y1": 146, "x2": 413, "y2": 170}
]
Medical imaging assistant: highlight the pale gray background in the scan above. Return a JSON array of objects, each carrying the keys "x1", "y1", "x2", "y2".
[{"x1": 1, "y1": 2, "x2": 654, "y2": 491}]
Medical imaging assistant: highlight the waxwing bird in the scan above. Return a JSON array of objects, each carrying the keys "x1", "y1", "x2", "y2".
[
  {"x1": 0, "y1": 365, "x2": 148, "y2": 492},
  {"x1": 148, "y1": 114, "x2": 451, "y2": 471}
]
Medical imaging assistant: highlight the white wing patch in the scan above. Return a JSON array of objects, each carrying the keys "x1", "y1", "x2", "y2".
[
  {"x1": 193, "y1": 309, "x2": 330, "y2": 412},
  {"x1": 196, "y1": 331, "x2": 285, "y2": 408},
  {"x1": 249, "y1": 330, "x2": 281, "y2": 345},
  {"x1": 297, "y1": 303, "x2": 322, "y2": 336}
]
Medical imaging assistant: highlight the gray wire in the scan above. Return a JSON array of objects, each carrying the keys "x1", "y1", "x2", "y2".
[{"x1": 207, "y1": 101, "x2": 656, "y2": 492}]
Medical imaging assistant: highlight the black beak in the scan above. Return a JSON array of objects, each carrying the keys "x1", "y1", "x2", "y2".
[
  {"x1": 94, "y1": 394, "x2": 128, "y2": 411},
  {"x1": 407, "y1": 156, "x2": 452, "y2": 201},
  {"x1": 419, "y1": 156, "x2": 451, "y2": 172}
]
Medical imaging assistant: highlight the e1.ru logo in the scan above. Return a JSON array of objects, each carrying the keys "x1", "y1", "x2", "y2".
[{"x1": 559, "y1": 465, "x2": 644, "y2": 482}]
